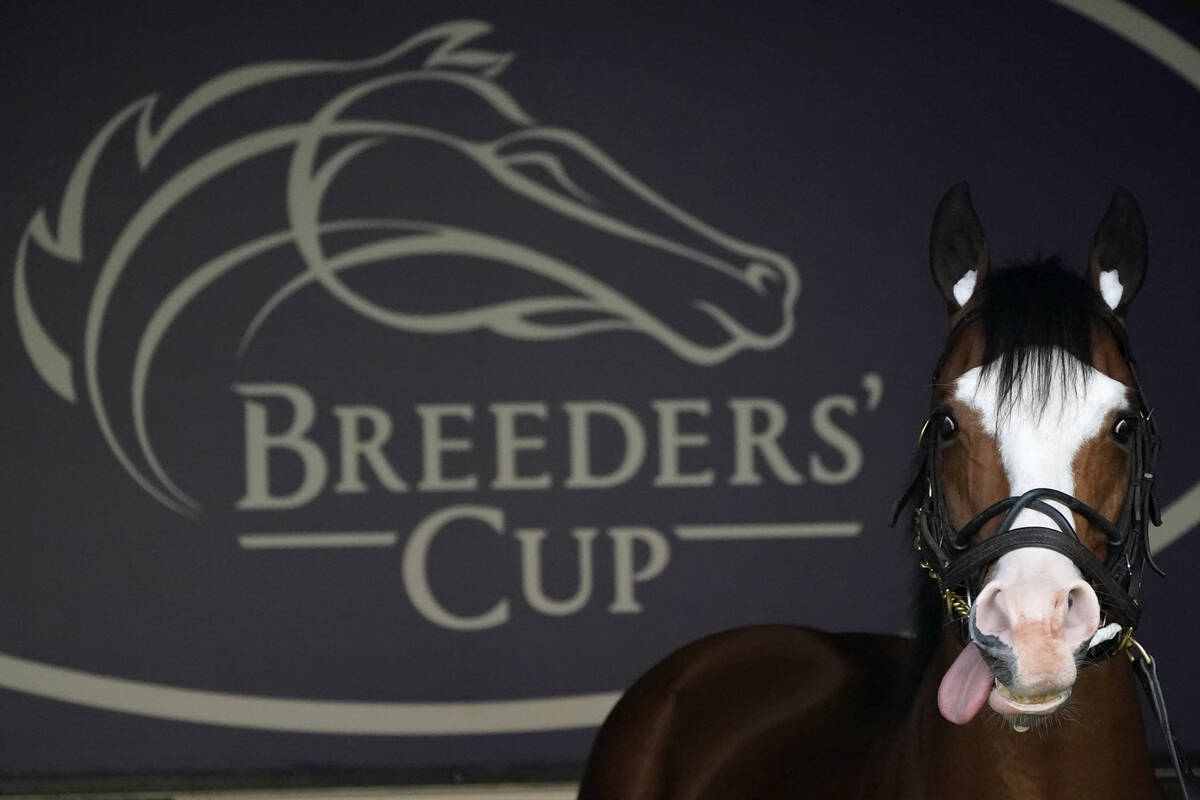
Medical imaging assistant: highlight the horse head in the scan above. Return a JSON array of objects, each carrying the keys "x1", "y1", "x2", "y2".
[{"x1": 924, "y1": 183, "x2": 1150, "y2": 728}]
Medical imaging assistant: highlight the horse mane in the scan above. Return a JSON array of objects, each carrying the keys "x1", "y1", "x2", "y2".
[{"x1": 896, "y1": 258, "x2": 1118, "y2": 708}]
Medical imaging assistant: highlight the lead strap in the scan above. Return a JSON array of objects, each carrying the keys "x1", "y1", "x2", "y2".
[{"x1": 1129, "y1": 640, "x2": 1199, "y2": 798}]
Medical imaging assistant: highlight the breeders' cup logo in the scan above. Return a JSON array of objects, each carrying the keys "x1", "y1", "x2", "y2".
[
  {"x1": 3, "y1": 20, "x2": 823, "y2": 731},
  {"x1": 8, "y1": 9, "x2": 1197, "y2": 737},
  {"x1": 14, "y1": 20, "x2": 799, "y2": 517}
]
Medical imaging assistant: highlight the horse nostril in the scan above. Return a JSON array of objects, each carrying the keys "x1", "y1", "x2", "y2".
[
  {"x1": 972, "y1": 584, "x2": 1009, "y2": 641},
  {"x1": 1064, "y1": 583, "x2": 1100, "y2": 641}
]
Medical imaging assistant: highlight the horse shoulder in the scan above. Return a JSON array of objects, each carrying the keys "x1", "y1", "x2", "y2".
[{"x1": 578, "y1": 625, "x2": 911, "y2": 800}]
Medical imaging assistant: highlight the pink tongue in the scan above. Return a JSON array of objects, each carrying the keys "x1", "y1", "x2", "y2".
[{"x1": 937, "y1": 644, "x2": 994, "y2": 725}]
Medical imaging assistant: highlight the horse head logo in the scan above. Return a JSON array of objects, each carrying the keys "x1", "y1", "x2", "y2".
[{"x1": 14, "y1": 20, "x2": 800, "y2": 515}]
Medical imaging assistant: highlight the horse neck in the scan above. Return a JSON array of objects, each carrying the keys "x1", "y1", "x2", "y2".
[{"x1": 898, "y1": 631, "x2": 1161, "y2": 800}]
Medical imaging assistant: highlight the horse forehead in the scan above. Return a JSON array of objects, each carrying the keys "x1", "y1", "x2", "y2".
[{"x1": 952, "y1": 358, "x2": 1129, "y2": 481}]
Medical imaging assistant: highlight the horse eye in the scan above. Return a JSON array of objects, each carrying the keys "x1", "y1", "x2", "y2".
[
  {"x1": 1112, "y1": 416, "x2": 1136, "y2": 443},
  {"x1": 936, "y1": 411, "x2": 958, "y2": 440}
]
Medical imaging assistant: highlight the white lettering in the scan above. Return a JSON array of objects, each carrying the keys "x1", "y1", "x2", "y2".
[
  {"x1": 234, "y1": 383, "x2": 327, "y2": 510},
  {"x1": 490, "y1": 402, "x2": 551, "y2": 490},
  {"x1": 728, "y1": 398, "x2": 804, "y2": 485},
  {"x1": 332, "y1": 405, "x2": 408, "y2": 494},
  {"x1": 517, "y1": 528, "x2": 597, "y2": 616},
  {"x1": 416, "y1": 404, "x2": 478, "y2": 491},
  {"x1": 608, "y1": 527, "x2": 670, "y2": 613},
  {"x1": 232, "y1": 388, "x2": 873, "y2": 506},
  {"x1": 652, "y1": 399, "x2": 714, "y2": 487},
  {"x1": 810, "y1": 395, "x2": 862, "y2": 484},
  {"x1": 562, "y1": 401, "x2": 646, "y2": 489},
  {"x1": 402, "y1": 505, "x2": 509, "y2": 630}
]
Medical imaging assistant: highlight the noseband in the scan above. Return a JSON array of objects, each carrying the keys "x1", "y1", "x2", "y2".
[{"x1": 891, "y1": 317, "x2": 1198, "y2": 798}]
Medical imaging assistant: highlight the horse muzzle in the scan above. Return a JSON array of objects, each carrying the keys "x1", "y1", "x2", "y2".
[{"x1": 968, "y1": 547, "x2": 1102, "y2": 721}]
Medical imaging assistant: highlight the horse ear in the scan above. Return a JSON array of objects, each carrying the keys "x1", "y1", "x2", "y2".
[
  {"x1": 1088, "y1": 187, "x2": 1147, "y2": 316},
  {"x1": 930, "y1": 182, "x2": 990, "y2": 314}
]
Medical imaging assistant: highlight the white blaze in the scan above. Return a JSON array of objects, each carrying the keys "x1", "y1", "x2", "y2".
[
  {"x1": 954, "y1": 357, "x2": 1128, "y2": 531},
  {"x1": 955, "y1": 354, "x2": 1129, "y2": 631},
  {"x1": 956, "y1": 353, "x2": 1127, "y2": 688}
]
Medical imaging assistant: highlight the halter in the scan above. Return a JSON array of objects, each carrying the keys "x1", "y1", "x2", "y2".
[{"x1": 891, "y1": 315, "x2": 1197, "y2": 797}]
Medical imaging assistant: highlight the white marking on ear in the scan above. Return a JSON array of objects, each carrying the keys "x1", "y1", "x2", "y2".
[
  {"x1": 1099, "y1": 269, "x2": 1124, "y2": 310},
  {"x1": 952, "y1": 269, "x2": 978, "y2": 307}
]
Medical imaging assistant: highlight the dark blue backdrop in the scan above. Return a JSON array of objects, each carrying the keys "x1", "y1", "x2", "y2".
[{"x1": 1, "y1": 0, "x2": 1198, "y2": 785}]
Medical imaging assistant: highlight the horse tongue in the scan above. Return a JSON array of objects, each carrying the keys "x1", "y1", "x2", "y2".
[{"x1": 937, "y1": 643, "x2": 993, "y2": 725}]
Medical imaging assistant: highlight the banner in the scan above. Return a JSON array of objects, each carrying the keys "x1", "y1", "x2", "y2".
[{"x1": 1, "y1": 0, "x2": 1197, "y2": 782}]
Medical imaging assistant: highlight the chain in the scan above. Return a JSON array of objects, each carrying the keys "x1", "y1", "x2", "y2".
[
  {"x1": 912, "y1": 507, "x2": 971, "y2": 622},
  {"x1": 942, "y1": 588, "x2": 971, "y2": 621}
]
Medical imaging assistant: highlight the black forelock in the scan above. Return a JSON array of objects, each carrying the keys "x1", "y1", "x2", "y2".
[{"x1": 948, "y1": 258, "x2": 1115, "y2": 414}]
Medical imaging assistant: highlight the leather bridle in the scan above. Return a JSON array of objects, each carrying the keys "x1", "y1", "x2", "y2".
[{"x1": 890, "y1": 316, "x2": 1197, "y2": 797}]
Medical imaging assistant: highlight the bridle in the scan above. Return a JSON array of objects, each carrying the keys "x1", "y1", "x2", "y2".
[{"x1": 890, "y1": 314, "x2": 1197, "y2": 797}]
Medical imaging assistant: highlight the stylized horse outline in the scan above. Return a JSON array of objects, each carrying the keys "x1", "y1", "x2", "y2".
[{"x1": 13, "y1": 20, "x2": 799, "y2": 516}]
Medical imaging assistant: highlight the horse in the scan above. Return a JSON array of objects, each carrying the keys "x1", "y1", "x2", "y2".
[{"x1": 577, "y1": 183, "x2": 1193, "y2": 799}]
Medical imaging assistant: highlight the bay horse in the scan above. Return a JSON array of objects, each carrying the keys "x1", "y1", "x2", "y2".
[{"x1": 578, "y1": 184, "x2": 1193, "y2": 799}]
